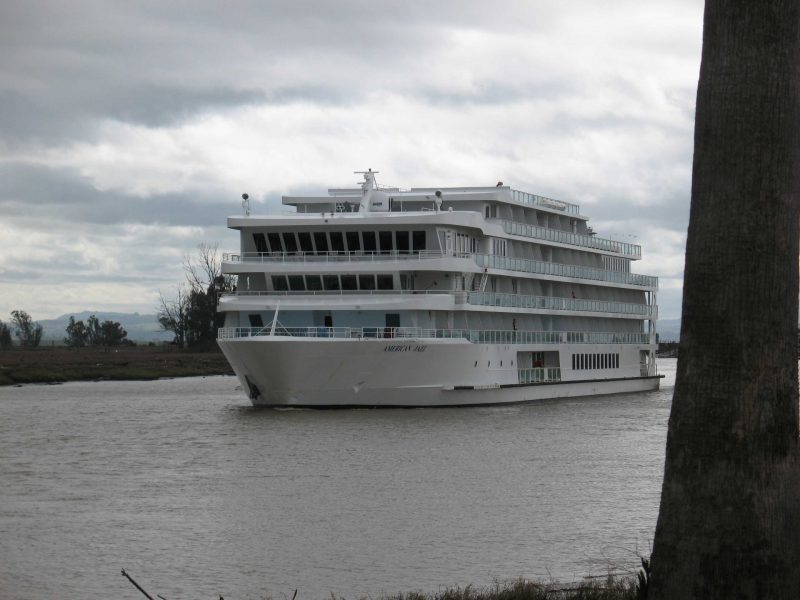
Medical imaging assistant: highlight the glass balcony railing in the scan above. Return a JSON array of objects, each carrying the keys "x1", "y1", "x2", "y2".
[
  {"x1": 223, "y1": 250, "x2": 445, "y2": 263},
  {"x1": 467, "y1": 291, "x2": 656, "y2": 317},
  {"x1": 474, "y1": 254, "x2": 658, "y2": 289},
  {"x1": 510, "y1": 190, "x2": 581, "y2": 215},
  {"x1": 498, "y1": 220, "x2": 641, "y2": 257},
  {"x1": 218, "y1": 326, "x2": 652, "y2": 345},
  {"x1": 518, "y1": 367, "x2": 562, "y2": 383}
]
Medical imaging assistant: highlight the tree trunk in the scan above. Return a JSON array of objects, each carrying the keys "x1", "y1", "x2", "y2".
[{"x1": 648, "y1": 2, "x2": 800, "y2": 599}]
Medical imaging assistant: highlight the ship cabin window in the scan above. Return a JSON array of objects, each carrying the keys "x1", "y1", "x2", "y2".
[
  {"x1": 298, "y1": 232, "x2": 313, "y2": 253},
  {"x1": 283, "y1": 233, "x2": 298, "y2": 253},
  {"x1": 359, "y1": 274, "x2": 376, "y2": 290},
  {"x1": 377, "y1": 275, "x2": 393, "y2": 290},
  {"x1": 248, "y1": 314, "x2": 264, "y2": 327},
  {"x1": 324, "y1": 314, "x2": 333, "y2": 327},
  {"x1": 341, "y1": 275, "x2": 357, "y2": 290},
  {"x1": 288, "y1": 275, "x2": 305, "y2": 291},
  {"x1": 412, "y1": 230, "x2": 426, "y2": 252},
  {"x1": 363, "y1": 231, "x2": 377, "y2": 253},
  {"x1": 396, "y1": 231, "x2": 410, "y2": 254},
  {"x1": 399, "y1": 274, "x2": 413, "y2": 290},
  {"x1": 346, "y1": 231, "x2": 361, "y2": 253},
  {"x1": 379, "y1": 231, "x2": 393, "y2": 254},
  {"x1": 306, "y1": 275, "x2": 323, "y2": 291},
  {"x1": 267, "y1": 232, "x2": 282, "y2": 253},
  {"x1": 253, "y1": 233, "x2": 268, "y2": 254},
  {"x1": 485, "y1": 205, "x2": 491, "y2": 219},
  {"x1": 314, "y1": 232, "x2": 329, "y2": 253},
  {"x1": 323, "y1": 275, "x2": 340, "y2": 290},
  {"x1": 330, "y1": 231, "x2": 345, "y2": 253},
  {"x1": 272, "y1": 275, "x2": 289, "y2": 291}
]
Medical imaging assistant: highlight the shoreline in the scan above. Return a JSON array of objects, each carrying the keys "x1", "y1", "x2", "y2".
[{"x1": 0, "y1": 346, "x2": 234, "y2": 387}]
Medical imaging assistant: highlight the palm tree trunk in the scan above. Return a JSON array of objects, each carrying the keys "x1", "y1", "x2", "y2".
[{"x1": 648, "y1": 2, "x2": 800, "y2": 598}]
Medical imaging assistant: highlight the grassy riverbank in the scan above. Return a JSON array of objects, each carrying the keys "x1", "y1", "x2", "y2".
[
  {"x1": 0, "y1": 346, "x2": 234, "y2": 386},
  {"x1": 381, "y1": 578, "x2": 640, "y2": 600}
]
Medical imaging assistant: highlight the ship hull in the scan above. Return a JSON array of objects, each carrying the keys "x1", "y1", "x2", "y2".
[{"x1": 218, "y1": 336, "x2": 660, "y2": 408}]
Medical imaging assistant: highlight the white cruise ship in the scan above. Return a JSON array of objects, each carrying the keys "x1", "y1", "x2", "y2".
[{"x1": 217, "y1": 170, "x2": 660, "y2": 407}]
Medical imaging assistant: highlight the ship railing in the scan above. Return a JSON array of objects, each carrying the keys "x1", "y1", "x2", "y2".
[
  {"x1": 510, "y1": 189, "x2": 580, "y2": 215},
  {"x1": 217, "y1": 327, "x2": 652, "y2": 345},
  {"x1": 474, "y1": 254, "x2": 658, "y2": 288},
  {"x1": 223, "y1": 250, "x2": 446, "y2": 263},
  {"x1": 494, "y1": 219, "x2": 641, "y2": 257},
  {"x1": 467, "y1": 291, "x2": 656, "y2": 317},
  {"x1": 221, "y1": 289, "x2": 452, "y2": 297},
  {"x1": 518, "y1": 367, "x2": 562, "y2": 384}
]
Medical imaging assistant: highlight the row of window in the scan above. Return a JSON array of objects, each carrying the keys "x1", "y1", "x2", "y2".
[
  {"x1": 272, "y1": 273, "x2": 398, "y2": 292},
  {"x1": 254, "y1": 230, "x2": 426, "y2": 254},
  {"x1": 571, "y1": 353, "x2": 620, "y2": 370}
]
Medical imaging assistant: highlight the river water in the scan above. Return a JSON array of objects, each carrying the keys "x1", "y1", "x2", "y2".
[{"x1": 0, "y1": 359, "x2": 676, "y2": 600}]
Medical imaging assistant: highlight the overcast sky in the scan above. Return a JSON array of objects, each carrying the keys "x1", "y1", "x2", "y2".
[{"x1": 0, "y1": 0, "x2": 703, "y2": 322}]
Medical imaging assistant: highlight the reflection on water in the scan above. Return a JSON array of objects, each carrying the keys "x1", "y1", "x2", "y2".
[{"x1": 0, "y1": 360, "x2": 676, "y2": 600}]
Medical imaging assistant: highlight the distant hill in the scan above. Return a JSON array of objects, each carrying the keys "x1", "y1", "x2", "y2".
[
  {"x1": 657, "y1": 318, "x2": 681, "y2": 342},
  {"x1": 37, "y1": 312, "x2": 174, "y2": 344}
]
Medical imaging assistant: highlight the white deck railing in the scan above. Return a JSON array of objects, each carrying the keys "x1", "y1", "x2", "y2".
[
  {"x1": 518, "y1": 367, "x2": 562, "y2": 383},
  {"x1": 510, "y1": 190, "x2": 581, "y2": 215},
  {"x1": 474, "y1": 254, "x2": 658, "y2": 288},
  {"x1": 223, "y1": 250, "x2": 445, "y2": 263},
  {"x1": 219, "y1": 289, "x2": 655, "y2": 318},
  {"x1": 467, "y1": 291, "x2": 656, "y2": 317},
  {"x1": 497, "y1": 220, "x2": 641, "y2": 257},
  {"x1": 218, "y1": 326, "x2": 651, "y2": 345}
]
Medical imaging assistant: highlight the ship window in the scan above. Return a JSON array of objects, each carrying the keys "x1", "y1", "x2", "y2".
[
  {"x1": 324, "y1": 314, "x2": 333, "y2": 327},
  {"x1": 288, "y1": 275, "x2": 305, "y2": 291},
  {"x1": 346, "y1": 231, "x2": 361, "y2": 253},
  {"x1": 396, "y1": 231, "x2": 410, "y2": 254},
  {"x1": 271, "y1": 276, "x2": 289, "y2": 291},
  {"x1": 412, "y1": 230, "x2": 426, "y2": 252},
  {"x1": 298, "y1": 232, "x2": 313, "y2": 253},
  {"x1": 330, "y1": 231, "x2": 345, "y2": 253},
  {"x1": 248, "y1": 314, "x2": 263, "y2": 327},
  {"x1": 363, "y1": 231, "x2": 377, "y2": 253},
  {"x1": 282, "y1": 233, "x2": 298, "y2": 253},
  {"x1": 485, "y1": 206, "x2": 491, "y2": 219},
  {"x1": 305, "y1": 275, "x2": 323, "y2": 291},
  {"x1": 253, "y1": 233, "x2": 268, "y2": 254},
  {"x1": 323, "y1": 275, "x2": 340, "y2": 290},
  {"x1": 572, "y1": 354, "x2": 576, "y2": 370},
  {"x1": 314, "y1": 232, "x2": 329, "y2": 253},
  {"x1": 341, "y1": 275, "x2": 357, "y2": 290},
  {"x1": 379, "y1": 231, "x2": 393, "y2": 253},
  {"x1": 377, "y1": 274, "x2": 393, "y2": 290},
  {"x1": 359, "y1": 274, "x2": 376, "y2": 290},
  {"x1": 267, "y1": 232, "x2": 282, "y2": 253}
]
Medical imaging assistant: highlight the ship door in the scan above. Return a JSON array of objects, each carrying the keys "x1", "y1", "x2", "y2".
[
  {"x1": 445, "y1": 231, "x2": 454, "y2": 255},
  {"x1": 385, "y1": 313, "x2": 400, "y2": 338},
  {"x1": 324, "y1": 314, "x2": 333, "y2": 328}
]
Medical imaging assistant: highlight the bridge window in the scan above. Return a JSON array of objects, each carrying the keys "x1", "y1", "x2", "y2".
[
  {"x1": 412, "y1": 230, "x2": 426, "y2": 252},
  {"x1": 330, "y1": 231, "x2": 345, "y2": 252},
  {"x1": 379, "y1": 231, "x2": 393, "y2": 253},
  {"x1": 323, "y1": 275, "x2": 340, "y2": 290},
  {"x1": 253, "y1": 233, "x2": 268, "y2": 254},
  {"x1": 341, "y1": 275, "x2": 357, "y2": 290},
  {"x1": 346, "y1": 231, "x2": 361, "y2": 252},
  {"x1": 363, "y1": 231, "x2": 377, "y2": 253},
  {"x1": 305, "y1": 275, "x2": 323, "y2": 291},
  {"x1": 271, "y1": 275, "x2": 288, "y2": 291},
  {"x1": 377, "y1": 274, "x2": 393, "y2": 290},
  {"x1": 267, "y1": 233, "x2": 282, "y2": 253},
  {"x1": 298, "y1": 232, "x2": 313, "y2": 253},
  {"x1": 396, "y1": 231, "x2": 410, "y2": 254},
  {"x1": 314, "y1": 232, "x2": 329, "y2": 253},
  {"x1": 282, "y1": 233, "x2": 298, "y2": 253},
  {"x1": 288, "y1": 275, "x2": 304, "y2": 291},
  {"x1": 359, "y1": 274, "x2": 376, "y2": 290}
]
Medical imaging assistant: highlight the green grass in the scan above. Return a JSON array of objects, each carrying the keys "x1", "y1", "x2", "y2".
[{"x1": 367, "y1": 577, "x2": 639, "y2": 600}]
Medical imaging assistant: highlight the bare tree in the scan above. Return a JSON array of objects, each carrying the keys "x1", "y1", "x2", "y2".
[
  {"x1": 157, "y1": 286, "x2": 191, "y2": 348},
  {"x1": 0, "y1": 320, "x2": 12, "y2": 349},
  {"x1": 10, "y1": 310, "x2": 43, "y2": 348},
  {"x1": 648, "y1": 2, "x2": 800, "y2": 598}
]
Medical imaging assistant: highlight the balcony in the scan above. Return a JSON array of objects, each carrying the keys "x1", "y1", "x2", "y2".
[
  {"x1": 497, "y1": 220, "x2": 641, "y2": 257},
  {"x1": 218, "y1": 326, "x2": 652, "y2": 345},
  {"x1": 518, "y1": 367, "x2": 562, "y2": 383},
  {"x1": 474, "y1": 254, "x2": 658, "y2": 289},
  {"x1": 467, "y1": 291, "x2": 656, "y2": 317},
  {"x1": 510, "y1": 190, "x2": 581, "y2": 215},
  {"x1": 223, "y1": 250, "x2": 446, "y2": 263}
]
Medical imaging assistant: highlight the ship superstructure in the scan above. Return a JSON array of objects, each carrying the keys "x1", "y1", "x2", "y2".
[{"x1": 217, "y1": 170, "x2": 659, "y2": 407}]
